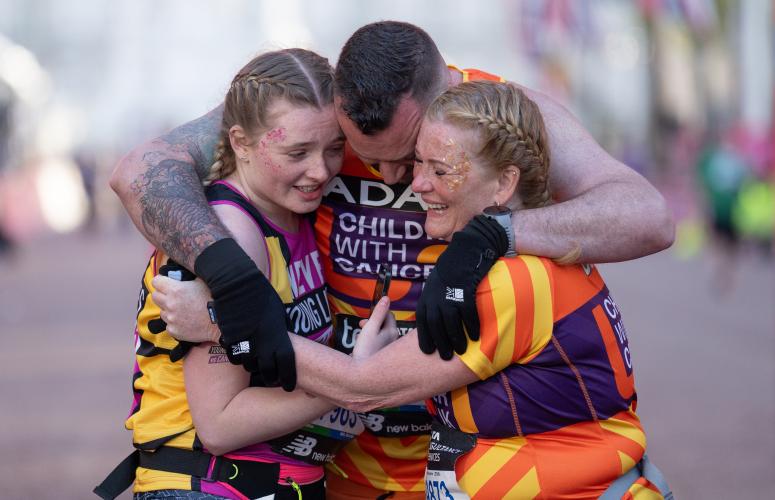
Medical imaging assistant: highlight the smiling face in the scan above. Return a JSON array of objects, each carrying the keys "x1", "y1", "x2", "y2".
[
  {"x1": 231, "y1": 99, "x2": 344, "y2": 228},
  {"x1": 411, "y1": 119, "x2": 501, "y2": 241}
]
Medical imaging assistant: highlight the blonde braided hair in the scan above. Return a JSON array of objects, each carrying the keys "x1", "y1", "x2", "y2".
[
  {"x1": 427, "y1": 81, "x2": 581, "y2": 263},
  {"x1": 427, "y1": 81, "x2": 551, "y2": 209},
  {"x1": 205, "y1": 48, "x2": 334, "y2": 185}
]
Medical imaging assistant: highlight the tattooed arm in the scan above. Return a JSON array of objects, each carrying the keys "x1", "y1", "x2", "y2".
[
  {"x1": 111, "y1": 104, "x2": 298, "y2": 388},
  {"x1": 109, "y1": 104, "x2": 225, "y2": 269}
]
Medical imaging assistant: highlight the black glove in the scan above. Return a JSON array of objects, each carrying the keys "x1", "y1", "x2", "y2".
[
  {"x1": 416, "y1": 215, "x2": 508, "y2": 359},
  {"x1": 150, "y1": 261, "x2": 199, "y2": 362},
  {"x1": 194, "y1": 238, "x2": 296, "y2": 391}
]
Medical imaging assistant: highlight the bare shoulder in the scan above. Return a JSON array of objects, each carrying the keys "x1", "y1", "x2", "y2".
[
  {"x1": 212, "y1": 203, "x2": 270, "y2": 274},
  {"x1": 507, "y1": 81, "x2": 586, "y2": 134}
]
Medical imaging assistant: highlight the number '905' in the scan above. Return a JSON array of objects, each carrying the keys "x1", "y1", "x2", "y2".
[{"x1": 328, "y1": 408, "x2": 358, "y2": 428}]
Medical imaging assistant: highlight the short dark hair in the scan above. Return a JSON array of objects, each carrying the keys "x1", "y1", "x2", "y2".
[{"x1": 335, "y1": 21, "x2": 446, "y2": 135}]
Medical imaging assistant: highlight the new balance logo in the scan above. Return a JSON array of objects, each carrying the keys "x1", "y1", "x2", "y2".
[
  {"x1": 445, "y1": 287, "x2": 464, "y2": 302},
  {"x1": 230, "y1": 341, "x2": 251, "y2": 356},
  {"x1": 282, "y1": 435, "x2": 317, "y2": 457},
  {"x1": 359, "y1": 412, "x2": 385, "y2": 432}
]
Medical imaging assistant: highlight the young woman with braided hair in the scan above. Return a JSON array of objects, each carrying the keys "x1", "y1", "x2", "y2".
[
  {"x1": 284, "y1": 81, "x2": 670, "y2": 499},
  {"x1": 97, "y1": 49, "x2": 353, "y2": 500}
]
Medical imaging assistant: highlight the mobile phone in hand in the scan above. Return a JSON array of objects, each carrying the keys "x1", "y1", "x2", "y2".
[{"x1": 370, "y1": 263, "x2": 391, "y2": 314}]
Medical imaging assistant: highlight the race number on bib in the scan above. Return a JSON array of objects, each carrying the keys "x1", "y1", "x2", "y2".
[{"x1": 425, "y1": 423, "x2": 476, "y2": 500}]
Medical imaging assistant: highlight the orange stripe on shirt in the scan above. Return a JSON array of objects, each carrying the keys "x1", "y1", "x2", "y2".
[
  {"x1": 524, "y1": 424, "x2": 621, "y2": 498},
  {"x1": 505, "y1": 257, "x2": 535, "y2": 362},
  {"x1": 454, "y1": 438, "x2": 495, "y2": 478},
  {"x1": 451, "y1": 386, "x2": 479, "y2": 434},
  {"x1": 487, "y1": 261, "x2": 520, "y2": 370},
  {"x1": 339, "y1": 433, "x2": 427, "y2": 490},
  {"x1": 592, "y1": 305, "x2": 636, "y2": 400},
  {"x1": 328, "y1": 447, "x2": 372, "y2": 486},
  {"x1": 458, "y1": 440, "x2": 518, "y2": 496},
  {"x1": 598, "y1": 413, "x2": 647, "y2": 464},
  {"x1": 519, "y1": 256, "x2": 554, "y2": 364},
  {"x1": 468, "y1": 441, "x2": 535, "y2": 499},
  {"x1": 550, "y1": 263, "x2": 606, "y2": 321},
  {"x1": 475, "y1": 272, "x2": 500, "y2": 363}
]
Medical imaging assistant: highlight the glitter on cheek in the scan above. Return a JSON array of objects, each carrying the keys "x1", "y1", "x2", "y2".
[
  {"x1": 440, "y1": 138, "x2": 472, "y2": 192},
  {"x1": 266, "y1": 127, "x2": 287, "y2": 143},
  {"x1": 443, "y1": 175, "x2": 465, "y2": 192},
  {"x1": 257, "y1": 127, "x2": 287, "y2": 170}
]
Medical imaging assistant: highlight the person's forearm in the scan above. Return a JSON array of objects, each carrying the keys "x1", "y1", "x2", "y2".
[
  {"x1": 513, "y1": 177, "x2": 675, "y2": 263},
  {"x1": 514, "y1": 85, "x2": 675, "y2": 263},
  {"x1": 289, "y1": 336, "x2": 373, "y2": 409},
  {"x1": 110, "y1": 105, "x2": 228, "y2": 269},
  {"x1": 289, "y1": 333, "x2": 473, "y2": 411},
  {"x1": 196, "y1": 387, "x2": 334, "y2": 456}
]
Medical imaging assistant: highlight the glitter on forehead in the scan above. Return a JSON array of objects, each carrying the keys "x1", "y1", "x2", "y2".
[{"x1": 440, "y1": 138, "x2": 472, "y2": 192}]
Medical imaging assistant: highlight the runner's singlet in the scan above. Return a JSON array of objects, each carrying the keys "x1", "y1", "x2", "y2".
[
  {"x1": 126, "y1": 181, "x2": 336, "y2": 497},
  {"x1": 425, "y1": 256, "x2": 662, "y2": 499},
  {"x1": 314, "y1": 67, "x2": 505, "y2": 492}
]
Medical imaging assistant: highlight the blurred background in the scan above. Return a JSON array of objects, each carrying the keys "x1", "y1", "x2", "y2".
[{"x1": 0, "y1": 0, "x2": 772, "y2": 498}]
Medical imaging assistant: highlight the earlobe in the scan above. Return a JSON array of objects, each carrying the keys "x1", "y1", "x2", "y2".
[
  {"x1": 495, "y1": 166, "x2": 520, "y2": 206},
  {"x1": 229, "y1": 125, "x2": 249, "y2": 160}
]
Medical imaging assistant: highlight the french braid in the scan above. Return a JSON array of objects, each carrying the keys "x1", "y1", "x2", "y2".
[
  {"x1": 427, "y1": 81, "x2": 551, "y2": 209},
  {"x1": 204, "y1": 48, "x2": 334, "y2": 185},
  {"x1": 427, "y1": 81, "x2": 582, "y2": 263}
]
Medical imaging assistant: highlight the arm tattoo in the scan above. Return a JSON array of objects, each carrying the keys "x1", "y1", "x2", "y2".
[
  {"x1": 131, "y1": 158, "x2": 227, "y2": 266},
  {"x1": 130, "y1": 104, "x2": 229, "y2": 267},
  {"x1": 208, "y1": 345, "x2": 229, "y2": 364},
  {"x1": 160, "y1": 104, "x2": 223, "y2": 181}
]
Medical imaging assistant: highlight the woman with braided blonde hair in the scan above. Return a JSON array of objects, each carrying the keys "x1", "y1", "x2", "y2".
[
  {"x1": 283, "y1": 81, "x2": 670, "y2": 498},
  {"x1": 98, "y1": 48, "x2": 353, "y2": 500}
]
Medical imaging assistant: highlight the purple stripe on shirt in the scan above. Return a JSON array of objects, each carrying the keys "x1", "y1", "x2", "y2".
[{"x1": 457, "y1": 287, "x2": 635, "y2": 437}]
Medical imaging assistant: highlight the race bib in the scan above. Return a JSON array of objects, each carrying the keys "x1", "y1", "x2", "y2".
[
  {"x1": 425, "y1": 423, "x2": 477, "y2": 500},
  {"x1": 358, "y1": 407, "x2": 432, "y2": 437},
  {"x1": 270, "y1": 407, "x2": 364, "y2": 465}
]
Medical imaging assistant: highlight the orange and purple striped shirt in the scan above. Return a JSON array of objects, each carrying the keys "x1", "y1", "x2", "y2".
[{"x1": 427, "y1": 256, "x2": 663, "y2": 499}]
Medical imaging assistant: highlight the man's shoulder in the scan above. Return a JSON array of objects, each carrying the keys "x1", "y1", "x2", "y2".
[{"x1": 449, "y1": 65, "x2": 505, "y2": 83}]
